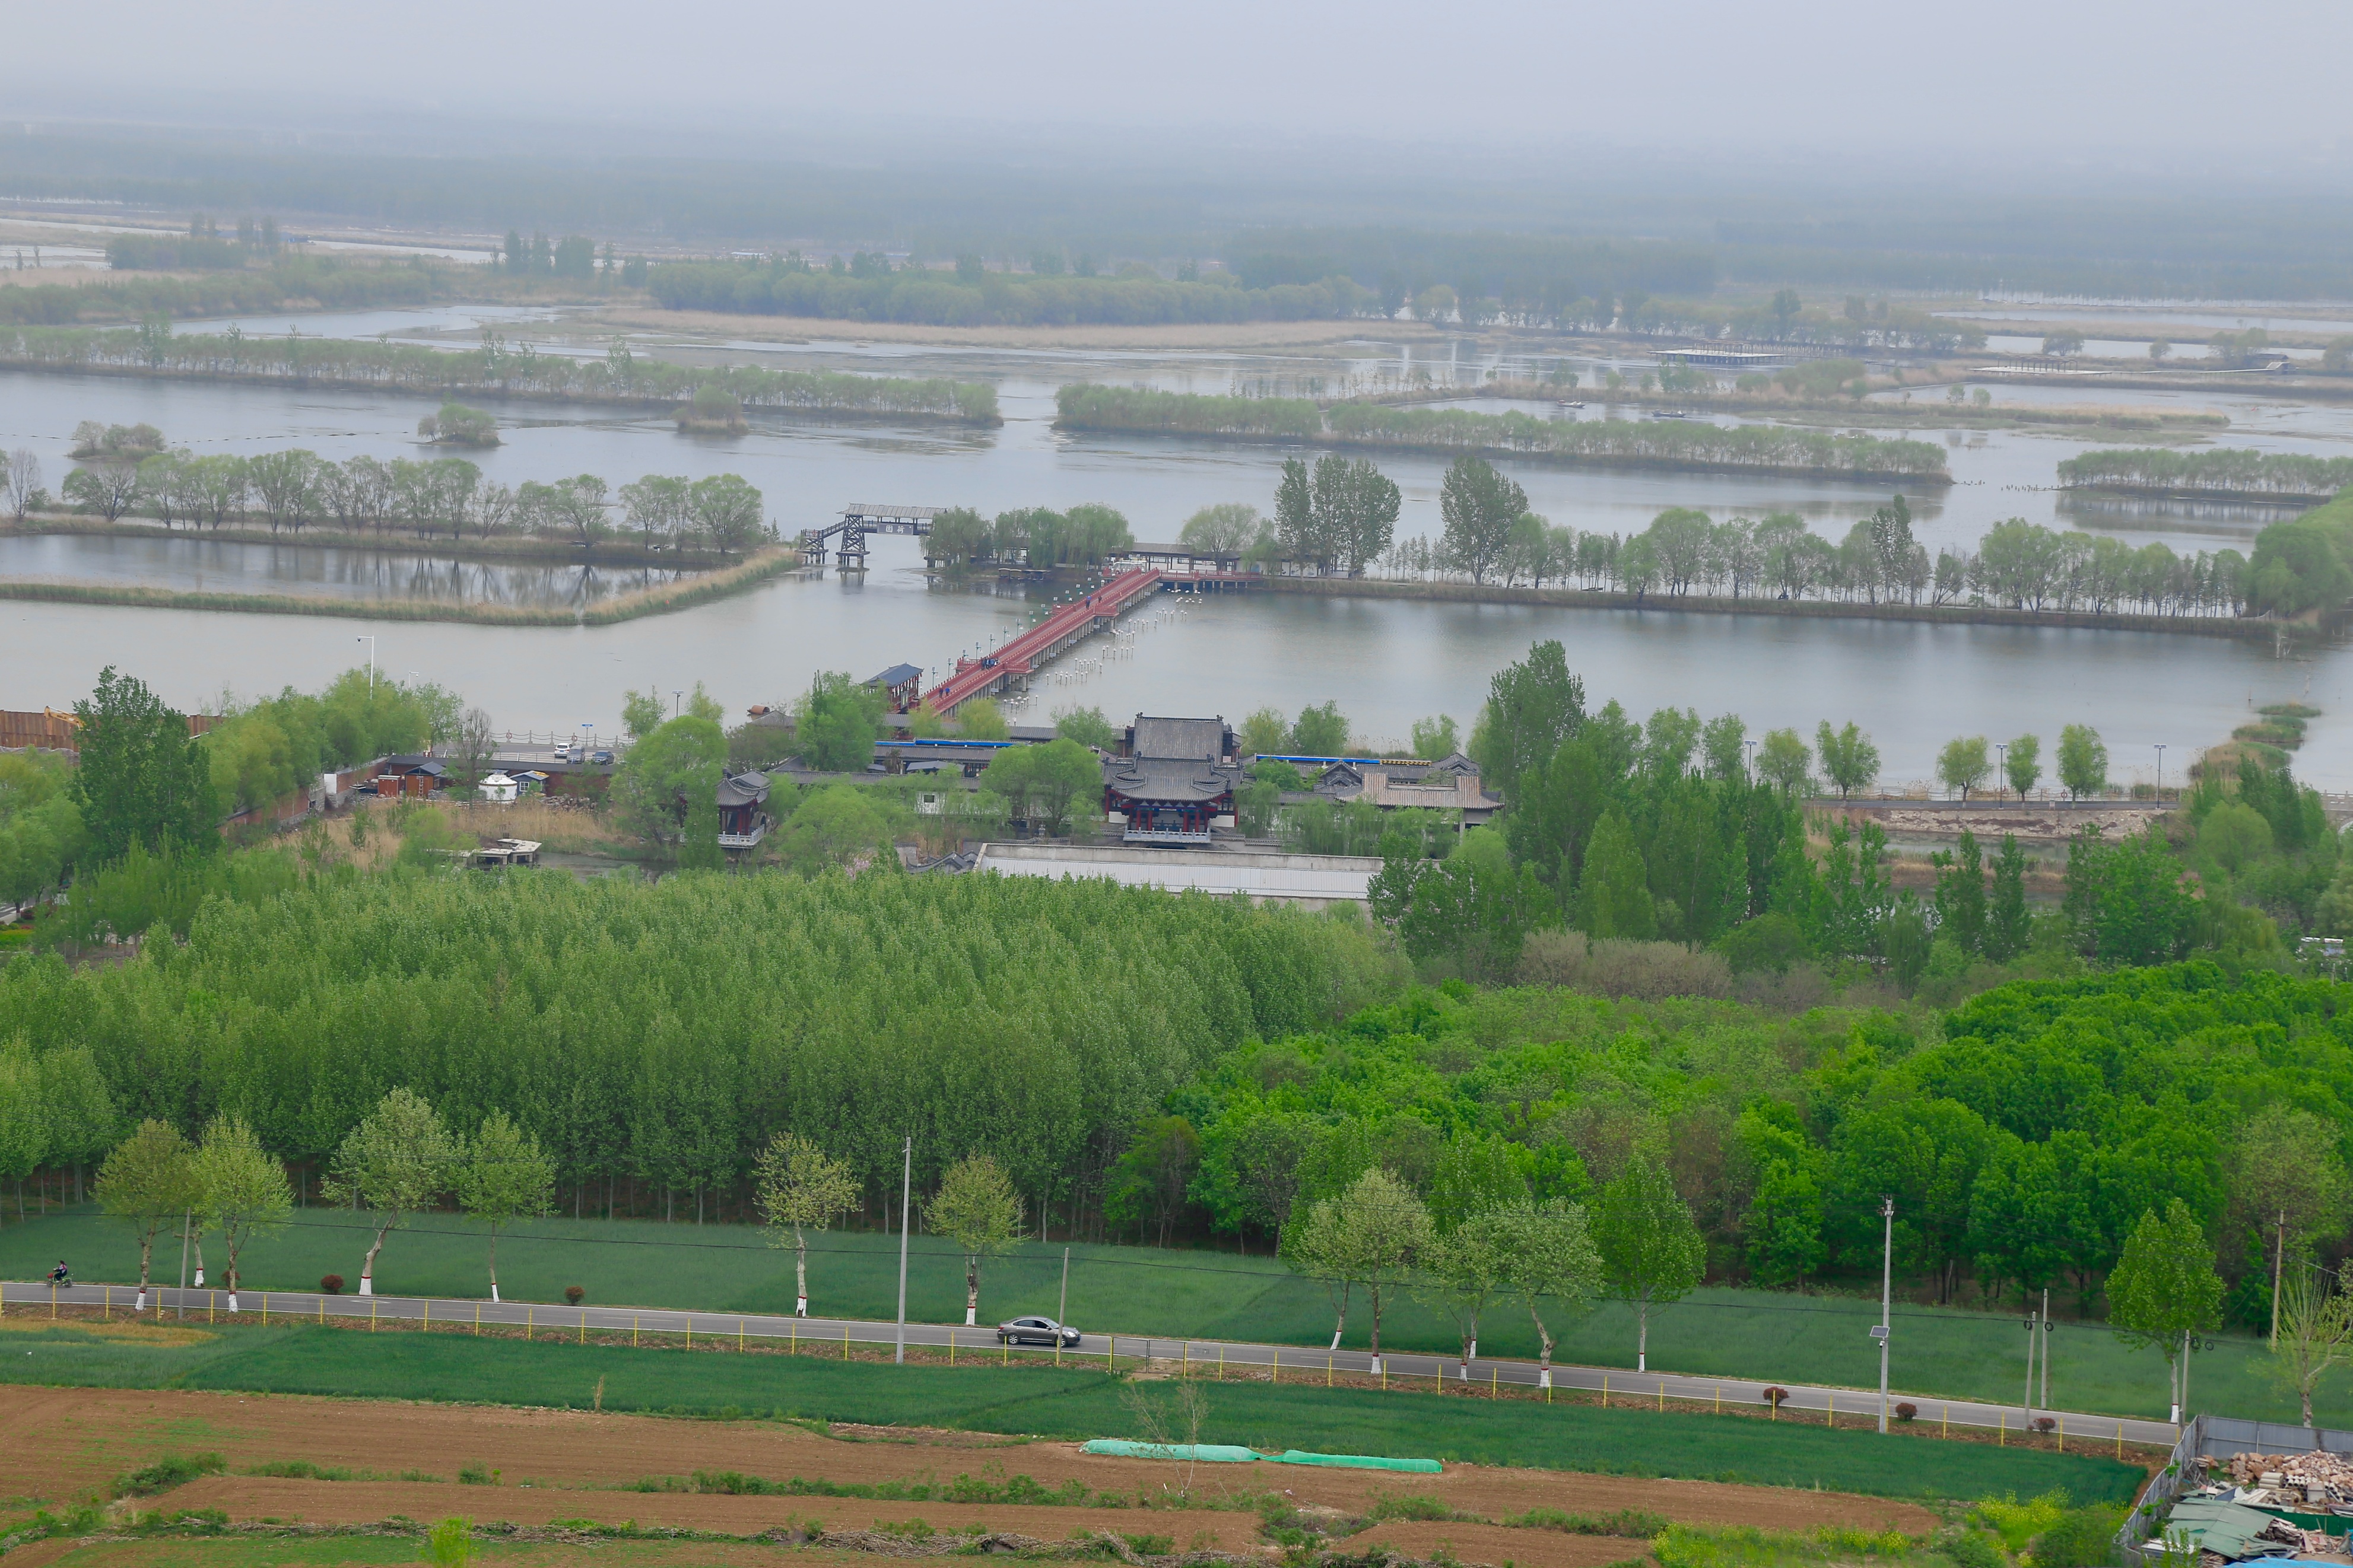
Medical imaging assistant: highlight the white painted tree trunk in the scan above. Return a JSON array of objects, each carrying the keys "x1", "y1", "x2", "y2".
[{"x1": 227, "y1": 1293, "x2": 238, "y2": 1312}]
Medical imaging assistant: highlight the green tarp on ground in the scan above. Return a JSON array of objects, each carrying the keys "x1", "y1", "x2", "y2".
[
  {"x1": 1275, "y1": 1449, "x2": 1444, "y2": 1474},
  {"x1": 1078, "y1": 1440, "x2": 1443, "y2": 1474},
  {"x1": 1081, "y1": 1440, "x2": 1262, "y2": 1463},
  {"x1": 2160, "y1": 1499, "x2": 2294, "y2": 1559}
]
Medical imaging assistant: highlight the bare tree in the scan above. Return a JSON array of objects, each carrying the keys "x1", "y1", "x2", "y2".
[
  {"x1": 456, "y1": 707, "x2": 497, "y2": 796},
  {"x1": 5, "y1": 449, "x2": 39, "y2": 519}
]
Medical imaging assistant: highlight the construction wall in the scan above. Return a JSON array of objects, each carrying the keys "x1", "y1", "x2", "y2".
[{"x1": 0, "y1": 711, "x2": 221, "y2": 752}]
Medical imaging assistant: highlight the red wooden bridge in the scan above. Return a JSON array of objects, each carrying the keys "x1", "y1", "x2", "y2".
[{"x1": 923, "y1": 568, "x2": 1163, "y2": 714}]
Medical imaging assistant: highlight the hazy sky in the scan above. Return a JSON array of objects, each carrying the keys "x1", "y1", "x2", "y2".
[{"x1": 17, "y1": 0, "x2": 2353, "y2": 168}]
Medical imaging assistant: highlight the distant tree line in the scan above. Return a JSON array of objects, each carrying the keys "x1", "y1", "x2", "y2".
[
  {"x1": 1056, "y1": 385, "x2": 1950, "y2": 482},
  {"x1": 0, "y1": 322, "x2": 998, "y2": 423},
  {"x1": 0, "y1": 255, "x2": 441, "y2": 327},
  {"x1": 2059, "y1": 447, "x2": 2353, "y2": 500},
  {"x1": 1392, "y1": 497, "x2": 2252, "y2": 618},
  {"x1": 650, "y1": 256, "x2": 1374, "y2": 326},
  {"x1": 50, "y1": 434, "x2": 772, "y2": 557}
]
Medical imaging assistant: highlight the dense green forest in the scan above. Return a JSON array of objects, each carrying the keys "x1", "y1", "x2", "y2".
[
  {"x1": 1055, "y1": 387, "x2": 1950, "y2": 481},
  {"x1": 0, "y1": 324, "x2": 998, "y2": 422},
  {"x1": 5, "y1": 649, "x2": 2352, "y2": 1338}
]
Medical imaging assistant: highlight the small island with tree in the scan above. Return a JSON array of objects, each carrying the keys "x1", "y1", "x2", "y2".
[
  {"x1": 676, "y1": 384, "x2": 748, "y2": 434},
  {"x1": 417, "y1": 401, "x2": 500, "y2": 447}
]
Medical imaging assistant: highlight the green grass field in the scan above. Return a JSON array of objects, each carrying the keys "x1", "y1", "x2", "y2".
[
  {"x1": 0, "y1": 1206, "x2": 2300, "y2": 1425},
  {"x1": 0, "y1": 1320, "x2": 2138, "y2": 1505}
]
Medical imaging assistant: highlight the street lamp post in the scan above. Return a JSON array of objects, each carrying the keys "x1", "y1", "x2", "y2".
[
  {"x1": 356, "y1": 637, "x2": 376, "y2": 691},
  {"x1": 1876, "y1": 1195, "x2": 1894, "y2": 1433},
  {"x1": 2155, "y1": 744, "x2": 2167, "y2": 799},
  {"x1": 1995, "y1": 743, "x2": 2008, "y2": 805}
]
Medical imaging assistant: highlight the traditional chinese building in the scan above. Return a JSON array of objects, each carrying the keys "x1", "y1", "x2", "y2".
[{"x1": 1101, "y1": 715, "x2": 1242, "y2": 844}]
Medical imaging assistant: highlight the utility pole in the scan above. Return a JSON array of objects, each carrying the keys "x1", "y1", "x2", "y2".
[
  {"x1": 894, "y1": 1134, "x2": 912, "y2": 1365},
  {"x1": 1876, "y1": 1195, "x2": 1893, "y2": 1433},
  {"x1": 2040, "y1": 1286, "x2": 2050, "y2": 1412},
  {"x1": 356, "y1": 636, "x2": 375, "y2": 691},
  {"x1": 176, "y1": 1210, "x2": 192, "y2": 1321},
  {"x1": 2272, "y1": 1210, "x2": 2286, "y2": 1347},
  {"x1": 1059, "y1": 1246, "x2": 1071, "y2": 1331},
  {"x1": 2024, "y1": 1296, "x2": 2038, "y2": 1424}
]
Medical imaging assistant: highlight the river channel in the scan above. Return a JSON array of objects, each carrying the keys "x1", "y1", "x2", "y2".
[{"x1": 9, "y1": 306, "x2": 2353, "y2": 784}]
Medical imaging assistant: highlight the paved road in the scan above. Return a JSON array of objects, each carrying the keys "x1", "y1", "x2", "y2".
[{"x1": 1, "y1": 1280, "x2": 2179, "y2": 1452}]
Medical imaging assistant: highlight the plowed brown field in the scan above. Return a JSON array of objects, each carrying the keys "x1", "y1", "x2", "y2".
[{"x1": 0, "y1": 1385, "x2": 1935, "y2": 1565}]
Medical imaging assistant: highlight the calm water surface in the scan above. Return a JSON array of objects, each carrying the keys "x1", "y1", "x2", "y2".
[{"x1": 10, "y1": 319, "x2": 2353, "y2": 782}]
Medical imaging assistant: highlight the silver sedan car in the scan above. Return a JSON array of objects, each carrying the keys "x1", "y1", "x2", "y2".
[{"x1": 996, "y1": 1315, "x2": 1080, "y2": 1347}]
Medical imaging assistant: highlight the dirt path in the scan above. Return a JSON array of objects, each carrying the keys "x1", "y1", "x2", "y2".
[{"x1": 0, "y1": 1385, "x2": 1934, "y2": 1543}]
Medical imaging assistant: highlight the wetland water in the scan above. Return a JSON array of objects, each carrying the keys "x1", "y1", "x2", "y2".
[{"x1": 10, "y1": 311, "x2": 2353, "y2": 783}]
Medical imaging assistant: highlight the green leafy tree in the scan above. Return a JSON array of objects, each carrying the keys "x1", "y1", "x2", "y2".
[
  {"x1": 620, "y1": 689, "x2": 667, "y2": 742},
  {"x1": 69, "y1": 667, "x2": 214, "y2": 866},
  {"x1": 192, "y1": 1114, "x2": 291, "y2": 1310},
  {"x1": 2269, "y1": 1266, "x2": 2353, "y2": 1428},
  {"x1": 34, "y1": 1047, "x2": 115, "y2": 1203},
  {"x1": 2108, "y1": 1198, "x2": 2223, "y2": 1423},
  {"x1": 1930, "y1": 829, "x2": 1988, "y2": 955},
  {"x1": 2231, "y1": 1108, "x2": 2352, "y2": 1346},
  {"x1": 1106, "y1": 1116, "x2": 1203, "y2": 1247},
  {"x1": 1419, "y1": 1206, "x2": 1517, "y2": 1371},
  {"x1": 1755, "y1": 728, "x2": 1812, "y2": 794},
  {"x1": 1937, "y1": 736, "x2": 1992, "y2": 801},
  {"x1": 688, "y1": 473, "x2": 767, "y2": 556},
  {"x1": 423, "y1": 1516, "x2": 475, "y2": 1568},
  {"x1": 1438, "y1": 456, "x2": 1530, "y2": 584},
  {"x1": 957, "y1": 699, "x2": 1011, "y2": 742},
  {"x1": 1289, "y1": 702, "x2": 1351, "y2": 758},
  {"x1": 323, "y1": 1087, "x2": 458, "y2": 1297},
  {"x1": 1409, "y1": 715, "x2": 1460, "y2": 760},
  {"x1": 1178, "y1": 502, "x2": 1262, "y2": 556},
  {"x1": 1471, "y1": 640, "x2": 1584, "y2": 802},
  {"x1": 1985, "y1": 834, "x2": 2032, "y2": 960},
  {"x1": 2005, "y1": 734, "x2": 2043, "y2": 801},
  {"x1": 1289, "y1": 1168, "x2": 1430, "y2": 1369},
  {"x1": 1577, "y1": 809, "x2": 1655, "y2": 940},
  {"x1": 928, "y1": 1153, "x2": 1023, "y2": 1326},
  {"x1": 2063, "y1": 826, "x2": 2194, "y2": 966},
  {"x1": 1052, "y1": 705, "x2": 1117, "y2": 750},
  {"x1": 1238, "y1": 708, "x2": 1289, "y2": 760},
  {"x1": 777, "y1": 784, "x2": 891, "y2": 874},
  {"x1": 2057, "y1": 724, "x2": 2108, "y2": 800},
  {"x1": 612, "y1": 714, "x2": 726, "y2": 854},
  {"x1": 95, "y1": 1119, "x2": 201, "y2": 1309},
  {"x1": 1021, "y1": 739, "x2": 1104, "y2": 835},
  {"x1": 795, "y1": 673, "x2": 885, "y2": 773},
  {"x1": 754, "y1": 1131, "x2": 859, "y2": 1315},
  {"x1": 1495, "y1": 1200, "x2": 1602, "y2": 1386},
  {"x1": 455, "y1": 1109, "x2": 555, "y2": 1303},
  {"x1": 0, "y1": 1045, "x2": 45, "y2": 1228},
  {"x1": 1273, "y1": 457, "x2": 1314, "y2": 563},
  {"x1": 1700, "y1": 713, "x2": 1748, "y2": 781},
  {"x1": 1591, "y1": 1152, "x2": 1704, "y2": 1372},
  {"x1": 1815, "y1": 720, "x2": 1880, "y2": 800}
]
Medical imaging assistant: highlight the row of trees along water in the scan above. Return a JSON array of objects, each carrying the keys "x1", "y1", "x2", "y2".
[
  {"x1": 19, "y1": 424, "x2": 772, "y2": 555},
  {"x1": 1380, "y1": 498, "x2": 2254, "y2": 618},
  {"x1": 0, "y1": 256, "x2": 445, "y2": 327},
  {"x1": 0, "y1": 653, "x2": 2346, "y2": 1356},
  {"x1": 649, "y1": 253, "x2": 1376, "y2": 326},
  {"x1": 0, "y1": 322, "x2": 1000, "y2": 422},
  {"x1": 1053, "y1": 385, "x2": 1949, "y2": 481},
  {"x1": 2059, "y1": 447, "x2": 2353, "y2": 500}
]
